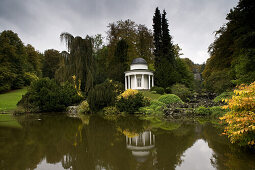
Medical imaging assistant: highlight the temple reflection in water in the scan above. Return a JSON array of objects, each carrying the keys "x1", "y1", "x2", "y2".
[{"x1": 126, "y1": 130, "x2": 157, "y2": 166}]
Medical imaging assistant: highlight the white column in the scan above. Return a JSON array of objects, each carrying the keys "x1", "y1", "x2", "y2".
[
  {"x1": 128, "y1": 75, "x2": 131, "y2": 89},
  {"x1": 143, "y1": 134, "x2": 145, "y2": 146},
  {"x1": 125, "y1": 76, "x2": 127, "y2": 90},
  {"x1": 134, "y1": 74, "x2": 137, "y2": 89},
  {"x1": 141, "y1": 74, "x2": 144, "y2": 89},
  {"x1": 152, "y1": 75, "x2": 154, "y2": 87},
  {"x1": 149, "y1": 131, "x2": 151, "y2": 145},
  {"x1": 148, "y1": 75, "x2": 151, "y2": 89}
]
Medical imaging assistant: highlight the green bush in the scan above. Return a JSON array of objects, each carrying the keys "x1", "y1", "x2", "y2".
[
  {"x1": 209, "y1": 106, "x2": 226, "y2": 118},
  {"x1": 171, "y1": 83, "x2": 192, "y2": 101},
  {"x1": 150, "y1": 86, "x2": 157, "y2": 91},
  {"x1": 103, "y1": 106, "x2": 120, "y2": 115},
  {"x1": 213, "y1": 91, "x2": 234, "y2": 103},
  {"x1": 78, "y1": 100, "x2": 90, "y2": 114},
  {"x1": 150, "y1": 86, "x2": 164, "y2": 94},
  {"x1": 23, "y1": 72, "x2": 39, "y2": 86},
  {"x1": 139, "y1": 99, "x2": 166, "y2": 115},
  {"x1": 18, "y1": 78, "x2": 83, "y2": 112},
  {"x1": 150, "y1": 100, "x2": 166, "y2": 110},
  {"x1": 158, "y1": 94, "x2": 184, "y2": 105},
  {"x1": 165, "y1": 87, "x2": 172, "y2": 94},
  {"x1": 195, "y1": 106, "x2": 211, "y2": 116},
  {"x1": 87, "y1": 79, "x2": 123, "y2": 111},
  {"x1": 116, "y1": 92, "x2": 148, "y2": 114}
]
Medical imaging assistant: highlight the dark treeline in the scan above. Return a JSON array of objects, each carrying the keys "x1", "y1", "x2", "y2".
[
  {"x1": 203, "y1": 0, "x2": 255, "y2": 93},
  {"x1": 0, "y1": 12, "x2": 195, "y2": 94},
  {"x1": 0, "y1": 30, "x2": 43, "y2": 92}
]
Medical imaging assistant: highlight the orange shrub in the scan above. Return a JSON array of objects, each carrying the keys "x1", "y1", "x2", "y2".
[{"x1": 220, "y1": 82, "x2": 255, "y2": 146}]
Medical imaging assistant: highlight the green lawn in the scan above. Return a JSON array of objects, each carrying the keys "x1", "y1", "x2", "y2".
[
  {"x1": 0, "y1": 88, "x2": 27, "y2": 112},
  {"x1": 141, "y1": 90, "x2": 162, "y2": 100}
]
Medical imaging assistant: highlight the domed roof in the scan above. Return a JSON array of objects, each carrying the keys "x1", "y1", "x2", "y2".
[{"x1": 131, "y1": 58, "x2": 147, "y2": 65}]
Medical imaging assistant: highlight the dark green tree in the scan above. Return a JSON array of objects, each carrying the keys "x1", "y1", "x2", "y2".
[
  {"x1": 203, "y1": 0, "x2": 255, "y2": 93},
  {"x1": 109, "y1": 39, "x2": 129, "y2": 83},
  {"x1": 152, "y1": 7, "x2": 162, "y2": 70},
  {"x1": 42, "y1": 49, "x2": 62, "y2": 79},
  {"x1": 56, "y1": 33, "x2": 95, "y2": 94},
  {"x1": 0, "y1": 30, "x2": 26, "y2": 92},
  {"x1": 161, "y1": 10, "x2": 175, "y2": 64},
  {"x1": 137, "y1": 24, "x2": 154, "y2": 64},
  {"x1": 25, "y1": 44, "x2": 42, "y2": 76},
  {"x1": 106, "y1": 20, "x2": 154, "y2": 67},
  {"x1": 153, "y1": 8, "x2": 178, "y2": 88}
]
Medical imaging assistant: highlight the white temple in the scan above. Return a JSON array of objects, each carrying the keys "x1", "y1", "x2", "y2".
[{"x1": 124, "y1": 58, "x2": 154, "y2": 90}]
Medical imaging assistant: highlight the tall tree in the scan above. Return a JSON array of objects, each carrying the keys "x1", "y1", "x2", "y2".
[
  {"x1": 0, "y1": 30, "x2": 26, "y2": 92},
  {"x1": 42, "y1": 49, "x2": 61, "y2": 79},
  {"x1": 161, "y1": 10, "x2": 175, "y2": 64},
  {"x1": 56, "y1": 33, "x2": 95, "y2": 93},
  {"x1": 25, "y1": 44, "x2": 42, "y2": 76},
  {"x1": 106, "y1": 20, "x2": 154, "y2": 66},
  {"x1": 153, "y1": 8, "x2": 177, "y2": 88},
  {"x1": 109, "y1": 39, "x2": 129, "y2": 83},
  {"x1": 137, "y1": 24, "x2": 154, "y2": 64},
  {"x1": 152, "y1": 7, "x2": 162, "y2": 70}
]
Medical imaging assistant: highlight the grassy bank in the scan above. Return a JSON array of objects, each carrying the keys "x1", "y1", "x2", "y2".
[
  {"x1": 141, "y1": 90, "x2": 162, "y2": 100},
  {"x1": 0, "y1": 88, "x2": 27, "y2": 112}
]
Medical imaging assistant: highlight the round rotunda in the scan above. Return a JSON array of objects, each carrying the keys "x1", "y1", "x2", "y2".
[{"x1": 124, "y1": 58, "x2": 154, "y2": 90}]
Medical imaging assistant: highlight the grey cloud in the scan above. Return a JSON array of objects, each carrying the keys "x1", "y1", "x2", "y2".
[{"x1": 0, "y1": 0, "x2": 238, "y2": 64}]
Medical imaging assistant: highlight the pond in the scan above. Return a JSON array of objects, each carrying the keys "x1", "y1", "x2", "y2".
[{"x1": 0, "y1": 114, "x2": 254, "y2": 170}]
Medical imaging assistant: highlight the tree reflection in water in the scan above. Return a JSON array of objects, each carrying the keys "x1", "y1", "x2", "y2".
[{"x1": 0, "y1": 114, "x2": 254, "y2": 170}]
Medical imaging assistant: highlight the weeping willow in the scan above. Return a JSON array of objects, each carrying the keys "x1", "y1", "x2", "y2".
[{"x1": 55, "y1": 32, "x2": 94, "y2": 93}]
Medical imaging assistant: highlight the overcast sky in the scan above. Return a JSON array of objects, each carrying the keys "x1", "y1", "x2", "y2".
[{"x1": 0, "y1": 0, "x2": 238, "y2": 64}]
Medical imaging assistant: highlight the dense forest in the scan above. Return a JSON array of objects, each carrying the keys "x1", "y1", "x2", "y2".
[{"x1": 0, "y1": 0, "x2": 254, "y2": 96}]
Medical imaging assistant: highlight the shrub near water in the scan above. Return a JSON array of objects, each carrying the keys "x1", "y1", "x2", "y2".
[
  {"x1": 18, "y1": 78, "x2": 83, "y2": 112},
  {"x1": 171, "y1": 83, "x2": 192, "y2": 101},
  {"x1": 213, "y1": 91, "x2": 234, "y2": 103},
  {"x1": 139, "y1": 100, "x2": 166, "y2": 115},
  {"x1": 195, "y1": 106, "x2": 211, "y2": 116},
  {"x1": 116, "y1": 89, "x2": 149, "y2": 114},
  {"x1": 103, "y1": 106, "x2": 120, "y2": 115},
  {"x1": 78, "y1": 100, "x2": 90, "y2": 114},
  {"x1": 209, "y1": 106, "x2": 226, "y2": 118},
  {"x1": 87, "y1": 80, "x2": 123, "y2": 111},
  {"x1": 220, "y1": 82, "x2": 255, "y2": 147},
  {"x1": 150, "y1": 100, "x2": 166, "y2": 110},
  {"x1": 158, "y1": 94, "x2": 184, "y2": 105}
]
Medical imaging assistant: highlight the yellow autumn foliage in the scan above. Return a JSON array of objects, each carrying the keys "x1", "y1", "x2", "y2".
[
  {"x1": 220, "y1": 81, "x2": 255, "y2": 146},
  {"x1": 118, "y1": 89, "x2": 139, "y2": 99},
  {"x1": 72, "y1": 75, "x2": 83, "y2": 97}
]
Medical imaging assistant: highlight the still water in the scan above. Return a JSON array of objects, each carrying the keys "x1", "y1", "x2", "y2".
[{"x1": 0, "y1": 114, "x2": 254, "y2": 170}]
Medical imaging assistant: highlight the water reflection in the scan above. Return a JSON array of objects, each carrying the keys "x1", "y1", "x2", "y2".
[
  {"x1": 176, "y1": 139, "x2": 215, "y2": 170},
  {"x1": 0, "y1": 114, "x2": 254, "y2": 170},
  {"x1": 126, "y1": 130, "x2": 156, "y2": 166}
]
